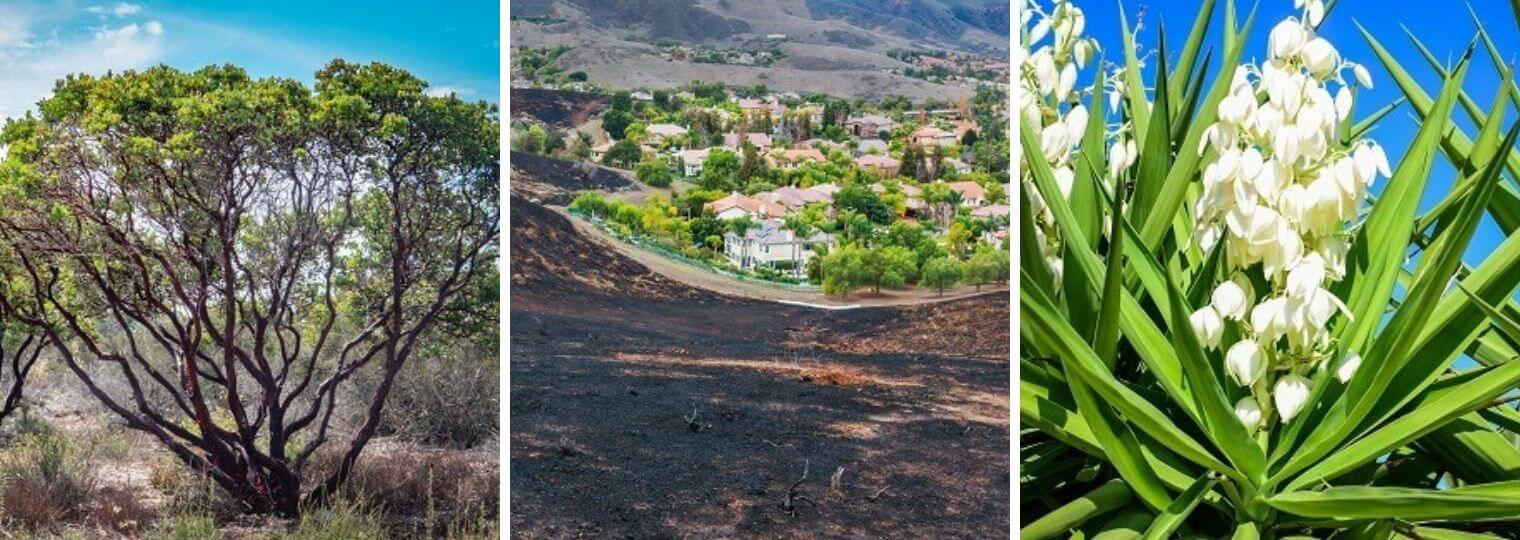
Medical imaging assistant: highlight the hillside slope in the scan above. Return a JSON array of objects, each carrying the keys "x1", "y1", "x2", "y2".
[{"x1": 508, "y1": 185, "x2": 1010, "y2": 537}]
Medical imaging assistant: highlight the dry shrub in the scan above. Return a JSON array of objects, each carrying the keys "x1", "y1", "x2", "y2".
[
  {"x1": 148, "y1": 454, "x2": 239, "y2": 521},
  {"x1": 306, "y1": 445, "x2": 498, "y2": 535},
  {"x1": 88, "y1": 485, "x2": 156, "y2": 535},
  {"x1": 375, "y1": 339, "x2": 499, "y2": 448},
  {"x1": 0, "y1": 431, "x2": 98, "y2": 530},
  {"x1": 284, "y1": 500, "x2": 387, "y2": 539}
]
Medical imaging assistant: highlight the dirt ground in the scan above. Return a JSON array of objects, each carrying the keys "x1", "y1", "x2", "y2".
[{"x1": 508, "y1": 191, "x2": 1010, "y2": 538}]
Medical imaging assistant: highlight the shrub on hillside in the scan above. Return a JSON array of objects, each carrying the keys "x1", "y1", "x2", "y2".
[{"x1": 0, "y1": 431, "x2": 98, "y2": 530}]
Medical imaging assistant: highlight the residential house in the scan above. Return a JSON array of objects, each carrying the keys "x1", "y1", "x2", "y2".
[
  {"x1": 981, "y1": 228, "x2": 1010, "y2": 247},
  {"x1": 951, "y1": 120, "x2": 978, "y2": 141},
  {"x1": 724, "y1": 219, "x2": 836, "y2": 276},
  {"x1": 723, "y1": 132, "x2": 773, "y2": 150},
  {"x1": 912, "y1": 126, "x2": 958, "y2": 148},
  {"x1": 845, "y1": 115, "x2": 896, "y2": 138},
  {"x1": 855, "y1": 138, "x2": 890, "y2": 156},
  {"x1": 855, "y1": 154, "x2": 901, "y2": 177},
  {"x1": 680, "y1": 148, "x2": 711, "y2": 177},
  {"x1": 970, "y1": 204, "x2": 1010, "y2": 218},
  {"x1": 757, "y1": 186, "x2": 831, "y2": 210},
  {"x1": 590, "y1": 141, "x2": 615, "y2": 162},
  {"x1": 944, "y1": 157, "x2": 972, "y2": 175},
  {"x1": 765, "y1": 148, "x2": 827, "y2": 169},
  {"x1": 946, "y1": 180, "x2": 987, "y2": 206},
  {"x1": 646, "y1": 123, "x2": 688, "y2": 144},
  {"x1": 794, "y1": 105, "x2": 825, "y2": 126},
  {"x1": 630, "y1": 91, "x2": 654, "y2": 101},
  {"x1": 705, "y1": 192, "x2": 787, "y2": 220},
  {"x1": 806, "y1": 182, "x2": 842, "y2": 199},
  {"x1": 737, "y1": 98, "x2": 781, "y2": 121},
  {"x1": 871, "y1": 182, "x2": 927, "y2": 216}
]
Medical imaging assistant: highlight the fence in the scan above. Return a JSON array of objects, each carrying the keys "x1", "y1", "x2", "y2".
[{"x1": 567, "y1": 209, "x2": 824, "y2": 292}]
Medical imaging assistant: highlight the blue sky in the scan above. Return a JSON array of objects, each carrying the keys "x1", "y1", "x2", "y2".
[
  {"x1": 0, "y1": 0, "x2": 500, "y2": 121},
  {"x1": 1073, "y1": 0, "x2": 1519, "y2": 265}
]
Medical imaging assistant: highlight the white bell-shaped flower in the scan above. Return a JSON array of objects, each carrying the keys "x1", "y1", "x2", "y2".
[
  {"x1": 1235, "y1": 397, "x2": 1264, "y2": 434},
  {"x1": 1056, "y1": 62, "x2": 1078, "y2": 100},
  {"x1": 1029, "y1": 18, "x2": 1052, "y2": 44},
  {"x1": 1275, "y1": 374, "x2": 1313, "y2": 421},
  {"x1": 1226, "y1": 340, "x2": 1266, "y2": 386},
  {"x1": 1190, "y1": 306, "x2": 1225, "y2": 349},
  {"x1": 1269, "y1": 19, "x2": 1306, "y2": 60},
  {"x1": 1334, "y1": 349, "x2": 1362, "y2": 383},
  {"x1": 1301, "y1": 37, "x2": 1340, "y2": 78},
  {"x1": 1212, "y1": 277, "x2": 1253, "y2": 320},
  {"x1": 1286, "y1": 254, "x2": 1326, "y2": 298},
  {"x1": 1053, "y1": 167, "x2": 1075, "y2": 199},
  {"x1": 1064, "y1": 105, "x2": 1088, "y2": 142},
  {"x1": 1252, "y1": 296, "x2": 1289, "y2": 343}
]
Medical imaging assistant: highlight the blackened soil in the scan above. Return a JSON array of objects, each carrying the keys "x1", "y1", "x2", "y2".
[
  {"x1": 510, "y1": 88, "x2": 611, "y2": 129},
  {"x1": 510, "y1": 151, "x2": 633, "y2": 205},
  {"x1": 509, "y1": 195, "x2": 1010, "y2": 538}
]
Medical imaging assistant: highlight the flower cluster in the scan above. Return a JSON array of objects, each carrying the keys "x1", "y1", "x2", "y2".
[
  {"x1": 1188, "y1": 0, "x2": 1388, "y2": 431},
  {"x1": 1020, "y1": 0, "x2": 1129, "y2": 282}
]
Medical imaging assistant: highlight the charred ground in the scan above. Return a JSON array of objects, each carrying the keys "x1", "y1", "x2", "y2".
[
  {"x1": 510, "y1": 88, "x2": 611, "y2": 129},
  {"x1": 509, "y1": 173, "x2": 1009, "y2": 537},
  {"x1": 509, "y1": 151, "x2": 633, "y2": 205}
]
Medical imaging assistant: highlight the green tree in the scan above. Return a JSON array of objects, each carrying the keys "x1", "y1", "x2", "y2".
[
  {"x1": 919, "y1": 257, "x2": 963, "y2": 296},
  {"x1": 833, "y1": 184, "x2": 892, "y2": 224},
  {"x1": 513, "y1": 123, "x2": 547, "y2": 153},
  {"x1": 819, "y1": 244, "x2": 867, "y2": 297},
  {"x1": 602, "y1": 140, "x2": 642, "y2": 168},
  {"x1": 899, "y1": 143, "x2": 923, "y2": 181},
  {"x1": 0, "y1": 60, "x2": 498, "y2": 516},
  {"x1": 738, "y1": 142, "x2": 766, "y2": 185},
  {"x1": 964, "y1": 246, "x2": 1009, "y2": 290},
  {"x1": 699, "y1": 148, "x2": 741, "y2": 191},
  {"x1": 611, "y1": 90, "x2": 633, "y2": 112},
  {"x1": 570, "y1": 191, "x2": 611, "y2": 217},
  {"x1": 603, "y1": 110, "x2": 634, "y2": 140},
  {"x1": 861, "y1": 245, "x2": 917, "y2": 293},
  {"x1": 636, "y1": 157, "x2": 673, "y2": 187}
]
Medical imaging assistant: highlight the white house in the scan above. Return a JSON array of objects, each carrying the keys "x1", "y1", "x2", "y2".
[
  {"x1": 724, "y1": 220, "x2": 835, "y2": 276},
  {"x1": 646, "y1": 123, "x2": 688, "y2": 144},
  {"x1": 680, "y1": 148, "x2": 711, "y2": 177}
]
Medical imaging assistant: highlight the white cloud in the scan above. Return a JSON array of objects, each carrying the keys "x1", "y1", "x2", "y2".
[
  {"x1": 86, "y1": 3, "x2": 142, "y2": 17},
  {"x1": 0, "y1": 6, "x2": 166, "y2": 120},
  {"x1": 427, "y1": 85, "x2": 477, "y2": 98}
]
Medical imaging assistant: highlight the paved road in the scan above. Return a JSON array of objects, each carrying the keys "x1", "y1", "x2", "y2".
[{"x1": 554, "y1": 206, "x2": 1008, "y2": 308}]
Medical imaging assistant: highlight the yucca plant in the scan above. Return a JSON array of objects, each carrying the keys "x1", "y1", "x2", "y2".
[{"x1": 1020, "y1": 0, "x2": 1520, "y2": 536}]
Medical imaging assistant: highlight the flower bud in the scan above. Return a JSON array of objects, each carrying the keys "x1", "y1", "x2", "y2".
[
  {"x1": 1335, "y1": 349, "x2": 1362, "y2": 383},
  {"x1": 1353, "y1": 64, "x2": 1374, "y2": 88}
]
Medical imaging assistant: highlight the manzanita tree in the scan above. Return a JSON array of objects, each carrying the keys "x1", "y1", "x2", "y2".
[
  {"x1": 0, "y1": 61, "x2": 498, "y2": 516},
  {"x1": 1022, "y1": 0, "x2": 1520, "y2": 536}
]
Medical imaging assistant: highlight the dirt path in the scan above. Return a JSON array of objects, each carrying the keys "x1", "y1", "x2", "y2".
[{"x1": 553, "y1": 206, "x2": 1008, "y2": 308}]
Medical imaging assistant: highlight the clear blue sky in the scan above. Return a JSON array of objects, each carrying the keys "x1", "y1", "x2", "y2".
[
  {"x1": 0, "y1": 0, "x2": 500, "y2": 121},
  {"x1": 1074, "y1": 0, "x2": 1518, "y2": 266}
]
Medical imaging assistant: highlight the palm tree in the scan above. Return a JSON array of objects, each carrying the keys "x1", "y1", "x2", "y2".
[{"x1": 783, "y1": 214, "x2": 814, "y2": 277}]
